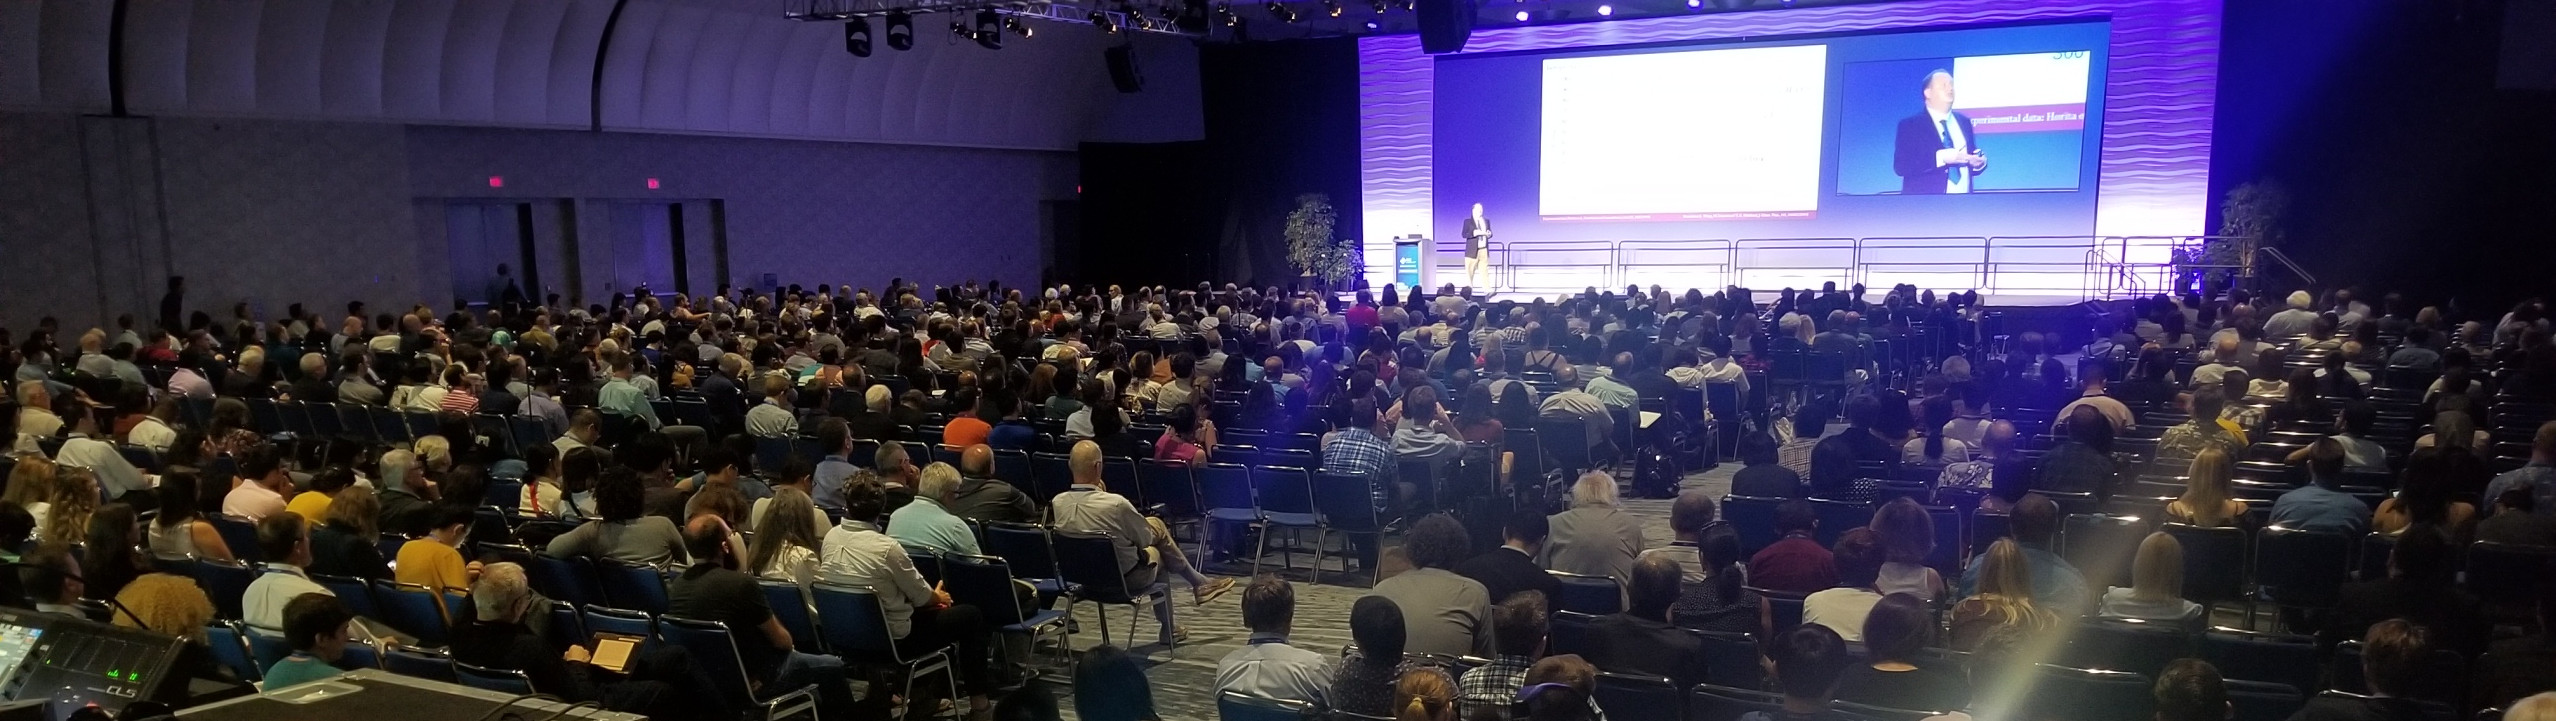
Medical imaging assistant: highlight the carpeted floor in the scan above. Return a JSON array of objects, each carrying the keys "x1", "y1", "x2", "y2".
[{"x1": 1014, "y1": 462, "x2": 1741, "y2": 720}]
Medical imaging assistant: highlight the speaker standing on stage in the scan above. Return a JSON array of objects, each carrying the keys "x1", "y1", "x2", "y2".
[
  {"x1": 1462, "y1": 203, "x2": 1492, "y2": 289},
  {"x1": 1892, "y1": 69, "x2": 1988, "y2": 195}
]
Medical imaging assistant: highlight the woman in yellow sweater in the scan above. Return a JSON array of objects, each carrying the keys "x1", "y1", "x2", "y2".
[{"x1": 394, "y1": 506, "x2": 482, "y2": 592}]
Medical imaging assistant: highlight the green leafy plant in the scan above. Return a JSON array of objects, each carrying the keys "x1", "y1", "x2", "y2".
[
  {"x1": 2204, "y1": 179, "x2": 2290, "y2": 287},
  {"x1": 1284, "y1": 193, "x2": 1354, "y2": 285}
]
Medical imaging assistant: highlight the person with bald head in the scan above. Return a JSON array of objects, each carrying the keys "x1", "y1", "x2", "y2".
[
  {"x1": 945, "y1": 443, "x2": 1035, "y2": 523},
  {"x1": 1050, "y1": 440, "x2": 1235, "y2": 608}
]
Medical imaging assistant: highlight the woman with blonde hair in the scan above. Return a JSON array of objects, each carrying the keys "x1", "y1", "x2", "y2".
[
  {"x1": 1392, "y1": 667, "x2": 1460, "y2": 721},
  {"x1": 413, "y1": 435, "x2": 453, "y2": 476},
  {"x1": 39, "y1": 467, "x2": 98, "y2": 545},
  {"x1": 747, "y1": 487, "x2": 824, "y2": 588},
  {"x1": 2, "y1": 456, "x2": 57, "y2": 531},
  {"x1": 2166, "y1": 447, "x2": 2247, "y2": 528},
  {"x1": 2099, "y1": 532, "x2": 2205, "y2": 629},
  {"x1": 1946, "y1": 538, "x2": 2056, "y2": 650}
]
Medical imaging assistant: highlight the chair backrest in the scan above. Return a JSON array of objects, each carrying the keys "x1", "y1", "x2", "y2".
[
  {"x1": 1687, "y1": 684, "x2": 1787, "y2": 721},
  {"x1": 203, "y1": 620, "x2": 261, "y2": 682},
  {"x1": 657, "y1": 616, "x2": 756, "y2": 706},
  {"x1": 1198, "y1": 462, "x2": 1256, "y2": 521},
  {"x1": 309, "y1": 573, "x2": 380, "y2": 621},
  {"x1": 1721, "y1": 495, "x2": 1785, "y2": 555},
  {"x1": 760, "y1": 581, "x2": 826, "y2": 654},
  {"x1": 190, "y1": 558, "x2": 260, "y2": 621},
  {"x1": 808, "y1": 584, "x2": 904, "y2": 659},
  {"x1": 1311, "y1": 471, "x2": 1384, "y2": 532},
  {"x1": 2061, "y1": 513, "x2": 2151, "y2": 590},
  {"x1": 593, "y1": 558, "x2": 671, "y2": 614},
  {"x1": 453, "y1": 662, "x2": 535, "y2": 694},
  {"x1": 1969, "y1": 510, "x2": 2012, "y2": 558},
  {"x1": 1137, "y1": 460, "x2": 1200, "y2": 519},
  {"x1": 2159, "y1": 523, "x2": 2249, "y2": 605},
  {"x1": 2465, "y1": 541, "x2": 2556, "y2": 606},
  {"x1": 2254, "y1": 526, "x2": 2352, "y2": 607},
  {"x1": 940, "y1": 554, "x2": 1031, "y2": 626},
  {"x1": 1549, "y1": 611, "x2": 1602, "y2": 657},
  {"x1": 981, "y1": 522, "x2": 1061, "y2": 580},
  {"x1": 2225, "y1": 679, "x2": 2307, "y2": 721},
  {"x1": 2060, "y1": 618, "x2": 2195, "y2": 678},
  {"x1": 1810, "y1": 498, "x2": 1870, "y2": 547},
  {"x1": 1251, "y1": 465, "x2": 1317, "y2": 523},
  {"x1": 1217, "y1": 691, "x2": 1317, "y2": 721},
  {"x1": 1689, "y1": 629, "x2": 1763, "y2": 690},
  {"x1": 523, "y1": 554, "x2": 604, "y2": 610},
  {"x1": 1549, "y1": 571, "x2": 1625, "y2": 615},
  {"x1": 207, "y1": 516, "x2": 264, "y2": 564},
  {"x1": 1051, "y1": 530, "x2": 1145, "y2": 602},
  {"x1": 369, "y1": 579, "x2": 452, "y2": 645},
  {"x1": 1753, "y1": 587, "x2": 1807, "y2": 635},
  {"x1": 2200, "y1": 627, "x2": 2320, "y2": 697},
  {"x1": 1595, "y1": 672, "x2": 1686, "y2": 721},
  {"x1": 1030, "y1": 452, "x2": 1076, "y2": 503},
  {"x1": 2032, "y1": 665, "x2": 2154, "y2": 721},
  {"x1": 381, "y1": 644, "x2": 457, "y2": 682}
]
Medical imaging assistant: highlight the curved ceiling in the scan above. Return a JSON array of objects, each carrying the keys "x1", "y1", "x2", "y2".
[{"x1": 0, "y1": 0, "x2": 1200, "y2": 149}]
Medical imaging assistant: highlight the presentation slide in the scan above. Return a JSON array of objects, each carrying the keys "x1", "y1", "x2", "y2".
[
  {"x1": 1538, "y1": 44, "x2": 1828, "y2": 220},
  {"x1": 1430, "y1": 20, "x2": 2112, "y2": 247},
  {"x1": 1834, "y1": 51, "x2": 2094, "y2": 195}
]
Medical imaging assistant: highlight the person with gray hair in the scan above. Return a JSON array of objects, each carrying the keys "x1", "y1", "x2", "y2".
[
  {"x1": 452, "y1": 562, "x2": 708, "y2": 719},
  {"x1": 373, "y1": 448, "x2": 441, "y2": 537},
  {"x1": 1539, "y1": 472, "x2": 1649, "y2": 584},
  {"x1": 886, "y1": 462, "x2": 978, "y2": 555},
  {"x1": 12, "y1": 382, "x2": 58, "y2": 454},
  {"x1": 2265, "y1": 290, "x2": 2320, "y2": 339}
]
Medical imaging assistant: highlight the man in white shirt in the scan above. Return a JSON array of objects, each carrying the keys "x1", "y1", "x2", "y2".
[
  {"x1": 223, "y1": 445, "x2": 294, "y2": 522},
  {"x1": 243, "y1": 514, "x2": 332, "y2": 632},
  {"x1": 1894, "y1": 69, "x2": 1987, "y2": 195},
  {"x1": 1049, "y1": 441, "x2": 1233, "y2": 606},
  {"x1": 814, "y1": 473, "x2": 995, "y2": 715},
  {"x1": 53, "y1": 413, "x2": 150, "y2": 501},
  {"x1": 13, "y1": 384, "x2": 61, "y2": 454}
]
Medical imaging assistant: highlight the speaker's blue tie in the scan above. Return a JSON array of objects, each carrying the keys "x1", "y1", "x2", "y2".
[{"x1": 1939, "y1": 119, "x2": 1966, "y2": 187}]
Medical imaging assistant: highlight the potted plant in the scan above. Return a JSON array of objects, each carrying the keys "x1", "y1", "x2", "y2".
[
  {"x1": 1284, "y1": 193, "x2": 1355, "y2": 292},
  {"x1": 2200, "y1": 179, "x2": 2290, "y2": 294}
]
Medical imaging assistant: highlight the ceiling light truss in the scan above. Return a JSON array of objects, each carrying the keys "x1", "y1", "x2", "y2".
[{"x1": 785, "y1": 0, "x2": 1198, "y2": 37}]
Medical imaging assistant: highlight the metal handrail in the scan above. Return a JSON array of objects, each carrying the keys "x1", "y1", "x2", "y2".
[
  {"x1": 2256, "y1": 247, "x2": 2315, "y2": 285},
  {"x1": 1390, "y1": 234, "x2": 2184, "y2": 299}
]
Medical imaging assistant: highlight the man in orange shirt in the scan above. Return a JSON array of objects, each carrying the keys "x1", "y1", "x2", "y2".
[{"x1": 941, "y1": 398, "x2": 993, "y2": 448}]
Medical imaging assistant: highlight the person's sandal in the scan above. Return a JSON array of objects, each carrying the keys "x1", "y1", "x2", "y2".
[{"x1": 1192, "y1": 576, "x2": 1236, "y2": 605}]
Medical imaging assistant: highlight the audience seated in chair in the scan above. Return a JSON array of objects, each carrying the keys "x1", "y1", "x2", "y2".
[
  {"x1": 1540, "y1": 472, "x2": 1649, "y2": 584},
  {"x1": 668, "y1": 515, "x2": 859, "y2": 717},
  {"x1": 1734, "y1": 433, "x2": 1808, "y2": 498},
  {"x1": 1073, "y1": 644, "x2": 1160, "y2": 721},
  {"x1": 1334, "y1": 595, "x2": 1415, "y2": 717},
  {"x1": 1455, "y1": 508, "x2": 1563, "y2": 606},
  {"x1": 1456, "y1": 591, "x2": 1550, "y2": 718},
  {"x1": 2167, "y1": 448, "x2": 2250, "y2": 529},
  {"x1": 2476, "y1": 487, "x2": 2556, "y2": 548},
  {"x1": 2324, "y1": 524, "x2": 2485, "y2": 657},
  {"x1": 1919, "y1": 625, "x2": 2042, "y2": 721},
  {"x1": 1514, "y1": 654, "x2": 1602, "y2": 721},
  {"x1": 452, "y1": 562, "x2": 714, "y2": 720},
  {"x1": 1840, "y1": 592, "x2": 1969, "y2": 713},
  {"x1": 259, "y1": 593, "x2": 355, "y2": 690},
  {"x1": 1742, "y1": 623, "x2": 1856, "y2": 721},
  {"x1": 1804, "y1": 527, "x2": 1888, "y2": 644},
  {"x1": 1050, "y1": 440, "x2": 1235, "y2": 606},
  {"x1": 947, "y1": 444, "x2": 1037, "y2": 524},
  {"x1": 1870, "y1": 498, "x2": 1947, "y2": 601},
  {"x1": 2291, "y1": 620, "x2": 2441, "y2": 721},
  {"x1": 2099, "y1": 532, "x2": 2206, "y2": 630},
  {"x1": 543, "y1": 466, "x2": 689, "y2": 567},
  {"x1": 889, "y1": 462, "x2": 982, "y2": 556},
  {"x1": 1751, "y1": 499, "x2": 1841, "y2": 595},
  {"x1": 2153, "y1": 659, "x2": 2233, "y2": 721},
  {"x1": 1584, "y1": 553, "x2": 1708, "y2": 689},
  {"x1": 2372, "y1": 451, "x2": 2477, "y2": 538},
  {"x1": 1214, "y1": 574, "x2": 1335, "y2": 707},
  {"x1": 1949, "y1": 537, "x2": 2060, "y2": 651},
  {"x1": 1372, "y1": 513, "x2": 1496, "y2": 657},
  {"x1": 1957, "y1": 493, "x2": 2086, "y2": 615},
  {"x1": 1395, "y1": 665, "x2": 1462, "y2": 721},
  {"x1": 2039, "y1": 407, "x2": 2120, "y2": 498},
  {"x1": 1809, "y1": 396, "x2": 1896, "y2": 503},
  {"x1": 817, "y1": 472, "x2": 994, "y2": 717}
]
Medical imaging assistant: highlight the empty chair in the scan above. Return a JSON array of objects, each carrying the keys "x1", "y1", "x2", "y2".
[
  {"x1": 2465, "y1": 541, "x2": 2556, "y2": 607},
  {"x1": 2061, "y1": 514, "x2": 2151, "y2": 590},
  {"x1": 1249, "y1": 465, "x2": 1320, "y2": 577},
  {"x1": 2200, "y1": 627, "x2": 2320, "y2": 697},
  {"x1": 1594, "y1": 672, "x2": 1685, "y2": 721},
  {"x1": 453, "y1": 663, "x2": 535, "y2": 694},
  {"x1": 594, "y1": 558, "x2": 671, "y2": 614},
  {"x1": 2060, "y1": 618, "x2": 2195, "y2": 678},
  {"x1": 1810, "y1": 498, "x2": 1871, "y2": 547},
  {"x1": 1548, "y1": 611, "x2": 1603, "y2": 658},
  {"x1": 1690, "y1": 629, "x2": 1764, "y2": 690},
  {"x1": 370, "y1": 579, "x2": 454, "y2": 646},
  {"x1": 2159, "y1": 524, "x2": 2248, "y2": 610},
  {"x1": 1722, "y1": 496, "x2": 1785, "y2": 555},
  {"x1": 2224, "y1": 680, "x2": 2305, "y2": 721},
  {"x1": 208, "y1": 516, "x2": 264, "y2": 564},
  {"x1": 1549, "y1": 571, "x2": 1625, "y2": 615},
  {"x1": 523, "y1": 554, "x2": 604, "y2": 611},
  {"x1": 2253, "y1": 526, "x2": 2352, "y2": 619},
  {"x1": 1754, "y1": 588, "x2": 1807, "y2": 635},
  {"x1": 203, "y1": 620, "x2": 261, "y2": 682},
  {"x1": 1310, "y1": 471, "x2": 1391, "y2": 585},
  {"x1": 1969, "y1": 511, "x2": 2011, "y2": 559},
  {"x1": 309, "y1": 573, "x2": 380, "y2": 621},
  {"x1": 761, "y1": 581, "x2": 827, "y2": 654},
  {"x1": 381, "y1": 644, "x2": 458, "y2": 683},
  {"x1": 190, "y1": 558, "x2": 260, "y2": 621}
]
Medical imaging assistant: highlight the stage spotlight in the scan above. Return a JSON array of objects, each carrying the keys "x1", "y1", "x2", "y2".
[
  {"x1": 1265, "y1": 1, "x2": 1298, "y2": 22},
  {"x1": 1005, "y1": 17, "x2": 1033, "y2": 36},
  {"x1": 973, "y1": 9, "x2": 1003, "y2": 48},
  {"x1": 1686, "y1": 0, "x2": 1701, "y2": 8},
  {"x1": 1596, "y1": 4, "x2": 1610, "y2": 14},
  {"x1": 1364, "y1": 19, "x2": 1380, "y2": 28},
  {"x1": 1371, "y1": 0, "x2": 1389, "y2": 12},
  {"x1": 1133, "y1": 14, "x2": 1157, "y2": 30},
  {"x1": 1216, "y1": 2, "x2": 1238, "y2": 24},
  {"x1": 843, "y1": 17, "x2": 873, "y2": 57},
  {"x1": 1514, "y1": 9, "x2": 1528, "y2": 20},
  {"x1": 1089, "y1": 10, "x2": 1120, "y2": 32},
  {"x1": 1322, "y1": 0, "x2": 1343, "y2": 16},
  {"x1": 885, "y1": 10, "x2": 915, "y2": 50}
]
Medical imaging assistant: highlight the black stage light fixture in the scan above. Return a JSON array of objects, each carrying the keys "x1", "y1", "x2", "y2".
[
  {"x1": 1371, "y1": 0, "x2": 1390, "y2": 12},
  {"x1": 844, "y1": 17, "x2": 873, "y2": 56},
  {"x1": 1088, "y1": 10, "x2": 1119, "y2": 32},
  {"x1": 1322, "y1": 0, "x2": 1343, "y2": 16},
  {"x1": 1133, "y1": 13, "x2": 1157, "y2": 30},
  {"x1": 1266, "y1": 1, "x2": 1297, "y2": 21},
  {"x1": 973, "y1": 9, "x2": 1004, "y2": 48},
  {"x1": 885, "y1": 10, "x2": 915, "y2": 50},
  {"x1": 1005, "y1": 17, "x2": 1033, "y2": 36},
  {"x1": 1215, "y1": 2, "x2": 1238, "y2": 24}
]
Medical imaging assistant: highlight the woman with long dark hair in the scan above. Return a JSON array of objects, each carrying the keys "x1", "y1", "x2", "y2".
[
  {"x1": 1671, "y1": 530, "x2": 1765, "y2": 637},
  {"x1": 1902, "y1": 395, "x2": 1972, "y2": 466},
  {"x1": 148, "y1": 471, "x2": 234, "y2": 561},
  {"x1": 1455, "y1": 384, "x2": 1503, "y2": 443}
]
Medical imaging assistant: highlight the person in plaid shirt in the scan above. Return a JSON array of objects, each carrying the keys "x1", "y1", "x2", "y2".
[
  {"x1": 1321, "y1": 399, "x2": 1399, "y2": 513},
  {"x1": 1458, "y1": 593, "x2": 1611, "y2": 721}
]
